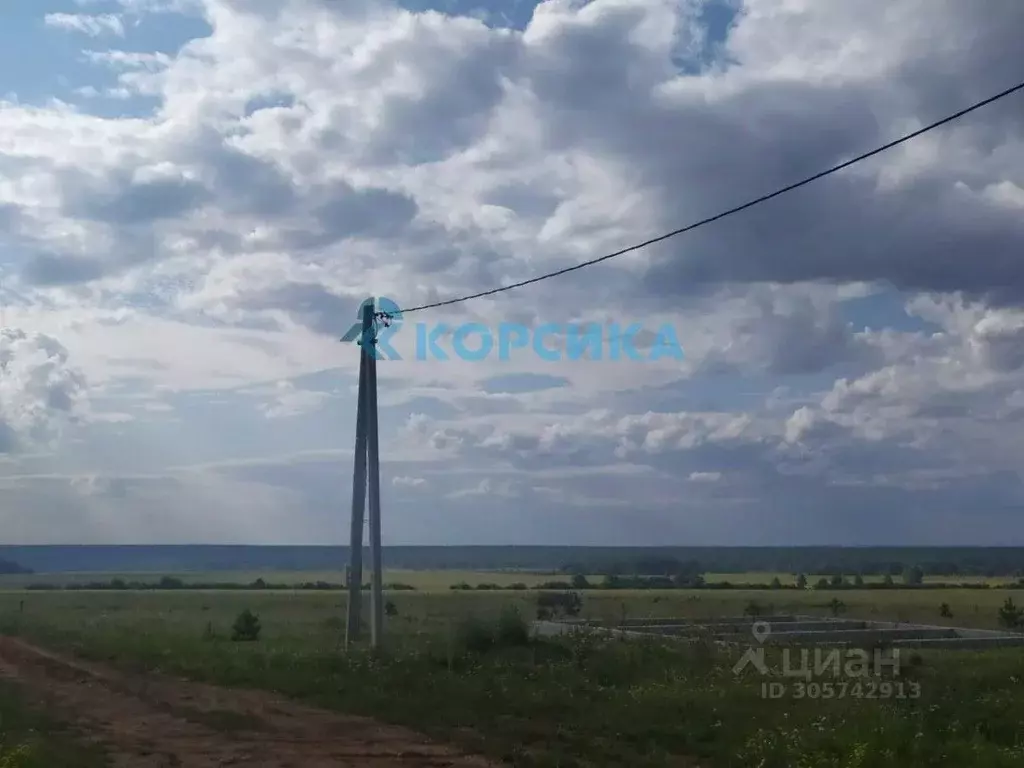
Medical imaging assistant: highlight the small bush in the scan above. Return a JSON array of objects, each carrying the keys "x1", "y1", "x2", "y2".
[
  {"x1": 827, "y1": 597, "x2": 847, "y2": 616},
  {"x1": 384, "y1": 600, "x2": 398, "y2": 617},
  {"x1": 496, "y1": 606, "x2": 530, "y2": 647},
  {"x1": 455, "y1": 616, "x2": 495, "y2": 654},
  {"x1": 230, "y1": 609, "x2": 262, "y2": 642},
  {"x1": 939, "y1": 602, "x2": 953, "y2": 618},
  {"x1": 536, "y1": 591, "x2": 582, "y2": 619},
  {"x1": 0, "y1": 743, "x2": 33, "y2": 768},
  {"x1": 998, "y1": 597, "x2": 1023, "y2": 629}
]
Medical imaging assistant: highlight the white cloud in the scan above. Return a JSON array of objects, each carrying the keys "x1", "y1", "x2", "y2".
[
  {"x1": 0, "y1": 0, "x2": 1022, "y2": 543},
  {"x1": 257, "y1": 380, "x2": 333, "y2": 419},
  {"x1": 44, "y1": 13, "x2": 125, "y2": 37},
  {"x1": 0, "y1": 329, "x2": 88, "y2": 453}
]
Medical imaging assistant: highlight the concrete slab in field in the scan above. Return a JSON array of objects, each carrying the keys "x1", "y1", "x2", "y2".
[{"x1": 531, "y1": 614, "x2": 1024, "y2": 650}]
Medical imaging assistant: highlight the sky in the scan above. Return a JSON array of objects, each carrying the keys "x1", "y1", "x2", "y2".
[{"x1": 0, "y1": 0, "x2": 1023, "y2": 546}]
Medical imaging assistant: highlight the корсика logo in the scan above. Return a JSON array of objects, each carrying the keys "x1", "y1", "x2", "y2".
[{"x1": 341, "y1": 297, "x2": 684, "y2": 362}]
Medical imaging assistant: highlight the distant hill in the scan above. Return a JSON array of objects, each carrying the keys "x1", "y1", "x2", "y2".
[
  {"x1": 0, "y1": 558, "x2": 32, "y2": 574},
  {"x1": 1, "y1": 545, "x2": 1024, "y2": 577}
]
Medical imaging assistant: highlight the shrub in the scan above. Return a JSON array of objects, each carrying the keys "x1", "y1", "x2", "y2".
[
  {"x1": 902, "y1": 566, "x2": 924, "y2": 586},
  {"x1": 496, "y1": 606, "x2": 530, "y2": 647},
  {"x1": 384, "y1": 600, "x2": 398, "y2": 617},
  {"x1": 455, "y1": 616, "x2": 495, "y2": 654},
  {"x1": 939, "y1": 602, "x2": 953, "y2": 618},
  {"x1": 0, "y1": 744, "x2": 33, "y2": 768},
  {"x1": 998, "y1": 597, "x2": 1023, "y2": 629},
  {"x1": 536, "y1": 591, "x2": 582, "y2": 619},
  {"x1": 230, "y1": 609, "x2": 262, "y2": 642},
  {"x1": 537, "y1": 581, "x2": 574, "y2": 590},
  {"x1": 827, "y1": 597, "x2": 846, "y2": 616}
]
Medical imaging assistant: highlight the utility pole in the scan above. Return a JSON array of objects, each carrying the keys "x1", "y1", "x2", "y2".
[
  {"x1": 366, "y1": 333, "x2": 384, "y2": 648},
  {"x1": 344, "y1": 299, "x2": 385, "y2": 650},
  {"x1": 345, "y1": 302, "x2": 373, "y2": 648}
]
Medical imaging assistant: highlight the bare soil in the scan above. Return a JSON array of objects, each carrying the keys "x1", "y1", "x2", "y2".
[{"x1": 0, "y1": 636, "x2": 499, "y2": 767}]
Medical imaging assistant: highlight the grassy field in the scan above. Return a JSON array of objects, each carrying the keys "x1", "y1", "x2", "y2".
[
  {"x1": 1, "y1": 584, "x2": 1024, "y2": 766},
  {"x1": 0, "y1": 680, "x2": 107, "y2": 767}
]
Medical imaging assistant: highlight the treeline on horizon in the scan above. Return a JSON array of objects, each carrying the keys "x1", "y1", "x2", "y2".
[
  {"x1": 550, "y1": 560, "x2": 1024, "y2": 591},
  {"x1": 19, "y1": 569, "x2": 1024, "y2": 593},
  {"x1": 22, "y1": 576, "x2": 419, "y2": 592},
  {"x1": 5, "y1": 545, "x2": 1024, "y2": 577},
  {"x1": 559, "y1": 555, "x2": 1024, "y2": 580}
]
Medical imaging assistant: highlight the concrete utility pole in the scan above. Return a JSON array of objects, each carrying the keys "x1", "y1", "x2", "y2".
[
  {"x1": 345, "y1": 300, "x2": 385, "y2": 650},
  {"x1": 366, "y1": 337, "x2": 384, "y2": 648},
  {"x1": 345, "y1": 303, "x2": 373, "y2": 648}
]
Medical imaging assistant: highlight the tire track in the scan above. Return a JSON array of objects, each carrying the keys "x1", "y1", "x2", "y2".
[{"x1": 0, "y1": 636, "x2": 497, "y2": 768}]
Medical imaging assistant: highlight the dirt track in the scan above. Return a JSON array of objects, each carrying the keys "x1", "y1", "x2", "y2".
[{"x1": 0, "y1": 636, "x2": 498, "y2": 767}]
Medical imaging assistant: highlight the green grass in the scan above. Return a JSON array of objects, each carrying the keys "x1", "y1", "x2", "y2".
[
  {"x1": 586, "y1": 588, "x2": 1024, "y2": 630},
  {"x1": 0, "y1": 680, "x2": 107, "y2": 767},
  {"x1": 2, "y1": 588, "x2": 1024, "y2": 766}
]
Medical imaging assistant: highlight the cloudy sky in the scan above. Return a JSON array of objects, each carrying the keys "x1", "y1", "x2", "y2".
[{"x1": 1, "y1": 0, "x2": 1023, "y2": 545}]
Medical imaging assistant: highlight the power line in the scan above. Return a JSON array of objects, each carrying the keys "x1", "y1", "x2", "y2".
[{"x1": 395, "y1": 78, "x2": 1024, "y2": 316}]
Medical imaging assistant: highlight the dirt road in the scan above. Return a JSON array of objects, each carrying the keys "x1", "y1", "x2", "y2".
[{"x1": 0, "y1": 636, "x2": 498, "y2": 767}]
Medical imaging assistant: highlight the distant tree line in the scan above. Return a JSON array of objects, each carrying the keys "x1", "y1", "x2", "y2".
[
  {"x1": 23, "y1": 576, "x2": 418, "y2": 592},
  {"x1": 9, "y1": 545, "x2": 1024, "y2": 576},
  {"x1": 530, "y1": 559, "x2": 1024, "y2": 591},
  {"x1": 558, "y1": 549, "x2": 1024, "y2": 578},
  {"x1": 561, "y1": 555, "x2": 1024, "y2": 581}
]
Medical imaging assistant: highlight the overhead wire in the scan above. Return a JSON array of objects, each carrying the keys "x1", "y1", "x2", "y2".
[{"x1": 386, "y1": 78, "x2": 1024, "y2": 318}]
